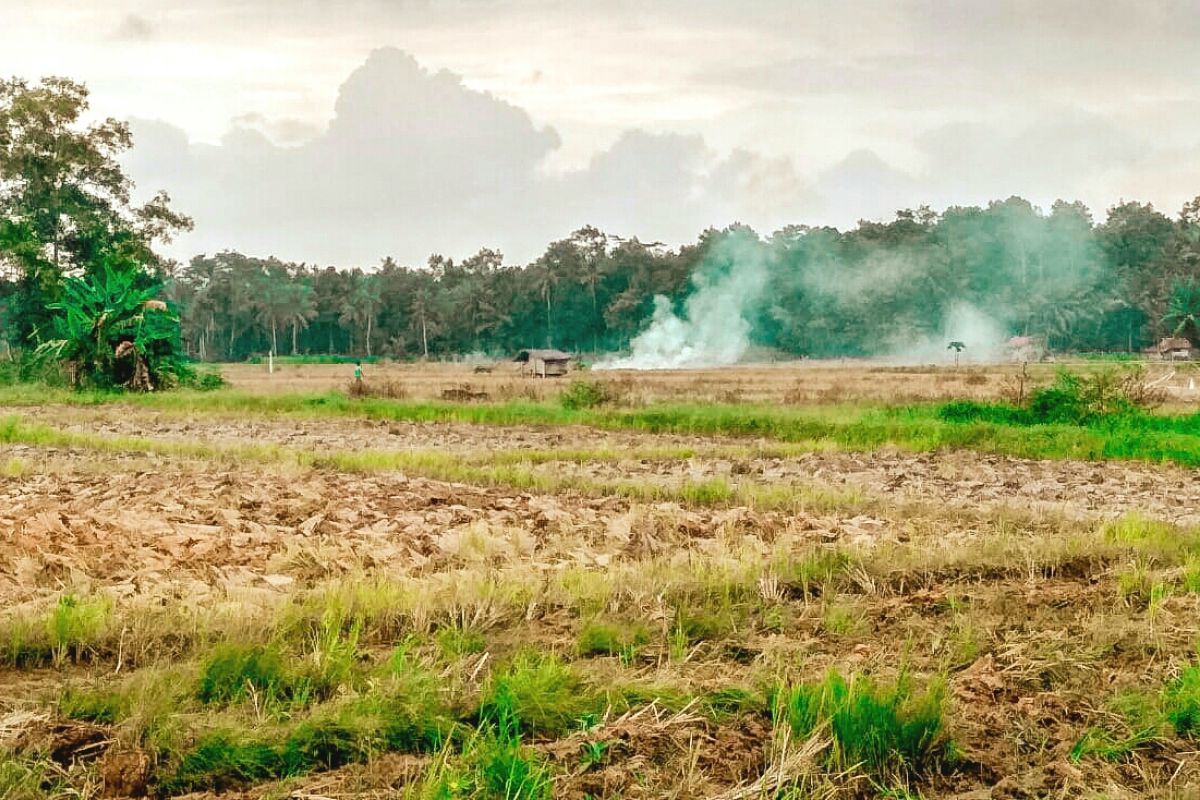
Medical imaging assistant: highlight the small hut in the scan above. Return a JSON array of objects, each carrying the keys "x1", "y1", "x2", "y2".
[
  {"x1": 1006, "y1": 336, "x2": 1046, "y2": 362},
  {"x1": 1155, "y1": 337, "x2": 1193, "y2": 361},
  {"x1": 514, "y1": 348, "x2": 574, "y2": 377}
]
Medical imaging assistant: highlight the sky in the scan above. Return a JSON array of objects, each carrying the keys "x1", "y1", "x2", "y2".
[{"x1": 4, "y1": 0, "x2": 1200, "y2": 266}]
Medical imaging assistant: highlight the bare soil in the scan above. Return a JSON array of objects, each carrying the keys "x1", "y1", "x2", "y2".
[{"x1": 2, "y1": 407, "x2": 1199, "y2": 798}]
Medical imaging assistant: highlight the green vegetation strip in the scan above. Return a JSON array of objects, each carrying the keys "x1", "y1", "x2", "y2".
[{"x1": 5, "y1": 384, "x2": 1200, "y2": 467}]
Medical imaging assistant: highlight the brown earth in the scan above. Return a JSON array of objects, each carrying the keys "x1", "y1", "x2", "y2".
[{"x1": 2, "y1": 411, "x2": 1199, "y2": 798}]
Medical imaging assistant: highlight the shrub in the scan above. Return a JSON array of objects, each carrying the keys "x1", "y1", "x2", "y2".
[
  {"x1": 35, "y1": 262, "x2": 193, "y2": 391},
  {"x1": 939, "y1": 367, "x2": 1165, "y2": 427},
  {"x1": 775, "y1": 669, "x2": 951, "y2": 778},
  {"x1": 559, "y1": 379, "x2": 610, "y2": 410},
  {"x1": 186, "y1": 370, "x2": 226, "y2": 391}
]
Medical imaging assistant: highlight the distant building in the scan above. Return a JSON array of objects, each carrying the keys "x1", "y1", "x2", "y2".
[
  {"x1": 1006, "y1": 336, "x2": 1046, "y2": 362},
  {"x1": 514, "y1": 348, "x2": 574, "y2": 377},
  {"x1": 1153, "y1": 337, "x2": 1193, "y2": 361}
]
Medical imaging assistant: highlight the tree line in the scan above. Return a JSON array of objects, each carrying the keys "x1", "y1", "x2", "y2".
[
  {"x1": 5, "y1": 75, "x2": 1200, "y2": 377},
  {"x1": 168, "y1": 197, "x2": 1200, "y2": 362}
]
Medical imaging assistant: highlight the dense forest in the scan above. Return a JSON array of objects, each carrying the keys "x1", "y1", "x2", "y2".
[
  {"x1": 4, "y1": 76, "x2": 1200, "y2": 367},
  {"x1": 165, "y1": 197, "x2": 1200, "y2": 362}
]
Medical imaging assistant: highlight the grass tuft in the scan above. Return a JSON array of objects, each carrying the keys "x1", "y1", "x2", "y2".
[{"x1": 775, "y1": 669, "x2": 951, "y2": 779}]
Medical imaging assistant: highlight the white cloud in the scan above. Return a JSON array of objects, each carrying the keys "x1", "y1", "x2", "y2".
[{"x1": 126, "y1": 48, "x2": 815, "y2": 265}]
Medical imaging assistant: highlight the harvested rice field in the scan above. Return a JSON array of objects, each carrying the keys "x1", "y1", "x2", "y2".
[{"x1": 2, "y1": 374, "x2": 1200, "y2": 799}]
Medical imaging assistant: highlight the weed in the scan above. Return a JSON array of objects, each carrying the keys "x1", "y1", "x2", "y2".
[
  {"x1": 470, "y1": 733, "x2": 553, "y2": 800},
  {"x1": 1181, "y1": 556, "x2": 1200, "y2": 594},
  {"x1": 821, "y1": 599, "x2": 866, "y2": 636},
  {"x1": 0, "y1": 456, "x2": 28, "y2": 477},
  {"x1": 198, "y1": 643, "x2": 292, "y2": 705},
  {"x1": 0, "y1": 757, "x2": 57, "y2": 800},
  {"x1": 577, "y1": 619, "x2": 649, "y2": 661},
  {"x1": 775, "y1": 669, "x2": 951, "y2": 778},
  {"x1": 46, "y1": 594, "x2": 110, "y2": 667},
  {"x1": 704, "y1": 686, "x2": 766, "y2": 718},
  {"x1": 579, "y1": 739, "x2": 609, "y2": 768},
  {"x1": 479, "y1": 652, "x2": 599, "y2": 737},
  {"x1": 1164, "y1": 664, "x2": 1200, "y2": 737},
  {"x1": 673, "y1": 605, "x2": 736, "y2": 644},
  {"x1": 59, "y1": 686, "x2": 127, "y2": 724},
  {"x1": 436, "y1": 626, "x2": 487, "y2": 659},
  {"x1": 559, "y1": 379, "x2": 610, "y2": 410},
  {"x1": 163, "y1": 733, "x2": 284, "y2": 794}
]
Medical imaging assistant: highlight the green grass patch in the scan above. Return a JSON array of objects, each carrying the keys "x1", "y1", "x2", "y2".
[
  {"x1": 59, "y1": 686, "x2": 127, "y2": 724},
  {"x1": 12, "y1": 378, "x2": 1200, "y2": 469},
  {"x1": 576, "y1": 619, "x2": 650, "y2": 661},
  {"x1": 775, "y1": 669, "x2": 951, "y2": 779},
  {"x1": 478, "y1": 652, "x2": 601, "y2": 737}
]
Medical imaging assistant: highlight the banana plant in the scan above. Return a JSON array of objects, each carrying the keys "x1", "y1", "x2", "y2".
[{"x1": 34, "y1": 263, "x2": 187, "y2": 390}]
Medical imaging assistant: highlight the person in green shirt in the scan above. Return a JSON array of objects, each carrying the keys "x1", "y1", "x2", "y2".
[{"x1": 354, "y1": 360, "x2": 363, "y2": 388}]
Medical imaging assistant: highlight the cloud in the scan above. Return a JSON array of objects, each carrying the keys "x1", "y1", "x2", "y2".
[
  {"x1": 111, "y1": 13, "x2": 154, "y2": 42},
  {"x1": 125, "y1": 47, "x2": 816, "y2": 265}
]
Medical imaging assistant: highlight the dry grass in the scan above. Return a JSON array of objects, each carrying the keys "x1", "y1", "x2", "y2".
[
  {"x1": 219, "y1": 360, "x2": 1116, "y2": 405},
  {"x1": 1, "y1": 396, "x2": 1199, "y2": 798}
]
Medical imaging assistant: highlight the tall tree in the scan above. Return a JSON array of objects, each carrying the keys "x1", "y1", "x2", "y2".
[{"x1": 0, "y1": 77, "x2": 191, "y2": 345}]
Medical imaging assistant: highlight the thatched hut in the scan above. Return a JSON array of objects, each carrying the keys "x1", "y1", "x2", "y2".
[
  {"x1": 1006, "y1": 336, "x2": 1046, "y2": 362},
  {"x1": 514, "y1": 348, "x2": 574, "y2": 377},
  {"x1": 1154, "y1": 337, "x2": 1193, "y2": 361}
]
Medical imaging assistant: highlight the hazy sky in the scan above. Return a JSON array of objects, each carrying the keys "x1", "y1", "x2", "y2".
[{"x1": 5, "y1": 0, "x2": 1200, "y2": 265}]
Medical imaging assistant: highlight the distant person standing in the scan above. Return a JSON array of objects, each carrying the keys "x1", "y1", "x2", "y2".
[{"x1": 354, "y1": 360, "x2": 363, "y2": 390}]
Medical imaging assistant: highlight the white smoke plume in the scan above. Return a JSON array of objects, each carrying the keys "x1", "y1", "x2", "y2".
[
  {"x1": 597, "y1": 236, "x2": 768, "y2": 370},
  {"x1": 889, "y1": 302, "x2": 1009, "y2": 364}
]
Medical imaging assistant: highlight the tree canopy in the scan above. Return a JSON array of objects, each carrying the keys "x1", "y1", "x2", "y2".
[
  {"x1": 0, "y1": 76, "x2": 192, "y2": 388},
  {"x1": 160, "y1": 198, "x2": 1200, "y2": 362}
]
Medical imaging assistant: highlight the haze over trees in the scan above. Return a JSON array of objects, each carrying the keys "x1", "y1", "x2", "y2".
[
  {"x1": 2, "y1": 76, "x2": 1200, "y2": 369},
  {"x1": 165, "y1": 198, "x2": 1200, "y2": 362}
]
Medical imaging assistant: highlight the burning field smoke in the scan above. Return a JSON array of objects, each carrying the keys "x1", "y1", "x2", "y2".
[{"x1": 597, "y1": 235, "x2": 768, "y2": 370}]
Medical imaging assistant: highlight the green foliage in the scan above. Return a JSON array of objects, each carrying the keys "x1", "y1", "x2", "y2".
[
  {"x1": 775, "y1": 669, "x2": 950, "y2": 778},
  {"x1": 577, "y1": 619, "x2": 649, "y2": 661},
  {"x1": 1164, "y1": 665, "x2": 1200, "y2": 737},
  {"x1": 46, "y1": 593, "x2": 110, "y2": 667},
  {"x1": 35, "y1": 262, "x2": 191, "y2": 391},
  {"x1": 0, "y1": 76, "x2": 190, "y2": 346},
  {"x1": 197, "y1": 643, "x2": 291, "y2": 705},
  {"x1": 478, "y1": 652, "x2": 599, "y2": 737},
  {"x1": 59, "y1": 686, "x2": 127, "y2": 724},
  {"x1": 559, "y1": 379, "x2": 610, "y2": 410},
  {"x1": 939, "y1": 368, "x2": 1164, "y2": 427}
]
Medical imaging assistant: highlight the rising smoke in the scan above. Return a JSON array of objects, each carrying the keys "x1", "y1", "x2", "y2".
[
  {"x1": 599, "y1": 201, "x2": 1106, "y2": 369},
  {"x1": 889, "y1": 302, "x2": 1009, "y2": 363},
  {"x1": 597, "y1": 235, "x2": 768, "y2": 369}
]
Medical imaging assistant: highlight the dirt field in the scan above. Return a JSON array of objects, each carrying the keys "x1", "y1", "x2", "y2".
[
  {"x1": 219, "y1": 359, "x2": 1200, "y2": 406},
  {"x1": 1, "y1": 390, "x2": 1199, "y2": 798}
]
